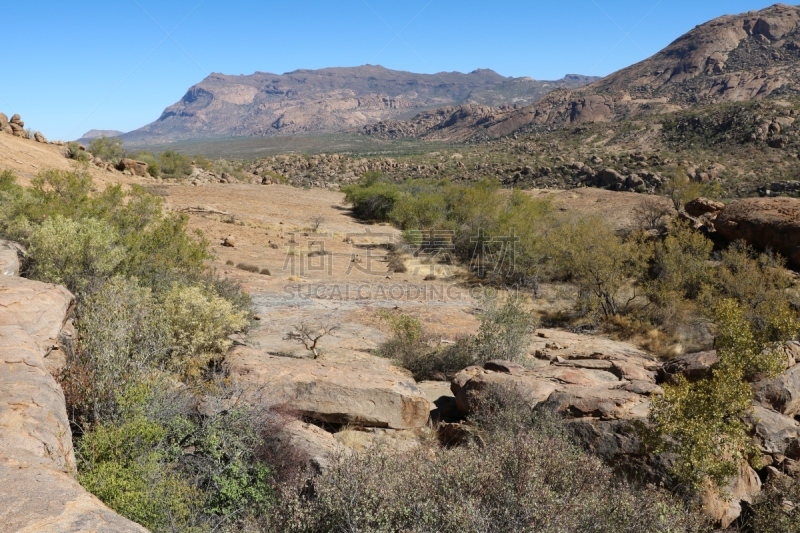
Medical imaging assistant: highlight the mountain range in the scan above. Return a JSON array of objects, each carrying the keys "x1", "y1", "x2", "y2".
[
  {"x1": 116, "y1": 67, "x2": 597, "y2": 145},
  {"x1": 363, "y1": 3, "x2": 800, "y2": 142}
]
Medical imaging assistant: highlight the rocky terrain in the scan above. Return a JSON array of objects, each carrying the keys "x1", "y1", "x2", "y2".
[
  {"x1": 364, "y1": 3, "x2": 800, "y2": 141},
  {"x1": 119, "y1": 66, "x2": 597, "y2": 144},
  {"x1": 0, "y1": 244, "x2": 145, "y2": 532}
]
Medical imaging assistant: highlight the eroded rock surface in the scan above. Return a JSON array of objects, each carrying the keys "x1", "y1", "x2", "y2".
[
  {"x1": 0, "y1": 275, "x2": 145, "y2": 532},
  {"x1": 226, "y1": 346, "x2": 431, "y2": 429},
  {"x1": 714, "y1": 197, "x2": 800, "y2": 265}
]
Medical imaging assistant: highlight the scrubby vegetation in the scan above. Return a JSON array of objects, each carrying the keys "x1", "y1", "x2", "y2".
[
  {"x1": 268, "y1": 386, "x2": 707, "y2": 532},
  {"x1": 0, "y1": 169, "x2": 270, "y2": 530}
]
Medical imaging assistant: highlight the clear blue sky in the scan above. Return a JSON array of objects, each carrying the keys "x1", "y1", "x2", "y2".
[{"x1": 0, "y1": 1, "x2": 787, "y2": 140}]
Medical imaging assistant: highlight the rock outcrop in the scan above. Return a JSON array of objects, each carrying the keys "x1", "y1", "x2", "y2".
[
  {"x1": 451, "y1": 328, "x2": 800, "y2": 528},
  {"x1": 225, "y1": 346, "x2": 431, "y2": 429},
  {"x1": 0, "y1": 273, "x2": 146, "y2": 532},
  {"x1": 0, "y1": 112, "x2": 48, "y2": 143},
  {"x1": 116, "y1": 158, "x2": 149, "y2": 177},
  {"x1": 713, "y1": 196, "x2": 800, "y2": 265}
]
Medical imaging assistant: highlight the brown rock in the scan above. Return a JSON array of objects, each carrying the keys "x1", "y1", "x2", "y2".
[
  {"x1": 685, "y1": 197, "x2": 725, "y2": 218},
  {"x1": 754, "y1": 364, "x2": 800, "y2": 416},
  {"x1": 10, "y1": 114, "x2": 23, "y2": 126},
  {"x1": 225, "y1": 347, "x2": 431, "y2": 429},
  {"x1": 701, "y1": 463, "x2": 762, "y2": 529},
  {"x1": 747, "y1": 404, "x2": 800, "y2": 459},
  {"x1": 659, "y1": 351, "x2": 719, "y2": 383},
  {"x1": 0, "y1": 275, "x2": 74, "y2": 351},
  {"x1": 222, "y1": 235, "x2": 236, "y2": 247},
  {"x1": 713, "y1": 197, "x2": 800, "y2": 265},
  {"x1": 0, "y1": 276, "x2": 144, "y2": 532},
  {"x1": 33, "y1": 131, "x2": 47, "y2": 143},
  {"x1": 116, "y1": 158, "x2": 149, "y2": 177},
  {"x1": 0, "y1": 113, "x2": 7, "y2": 129}
]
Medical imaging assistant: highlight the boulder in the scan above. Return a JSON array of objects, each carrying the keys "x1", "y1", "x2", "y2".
[
  {"x1": 116, "y1": 158, "x2": 149, "y2": 178},
  {"x1": 685, "y1": 197, "x2": 724, "y2": 218},
  {"x1": 277, "y1": 420, "x2": 347, "y2": 472},
  {"x1": 747, "y1": 405, "x2": 800, "y2": 459},
  {"x1": 222, "y1": 235, "x2": 236, "y2": 247},
  {"x1": 598, "y1": 168, "x2": 626, "y2": 187},
  {"x1": 33, "y1": 131, "x2": 47, "y2": 143},
  {"x1": 701, "y1": 463, "x2": 762, "y2": 529},
  {"x1": 659, "y1": 351, "x2": 719, "y2": 383},
  {"x1": 225, "y1": 347, "x2": 431, "y2": 429},
  {"x1": 713, "y1": 197, "x2": 800, "y2": 265},
  {"x1": 753, "y1": 363, "x2": 800, "y2": 416},
  {"x1": 9, "y1": 122, "x2": 28, "y2": 138},
  {"x1": 0, "y1": 240, "x2": 22, "y2": 277},
  {"x1": 0, "y1": 275, "x2": 74, "y2": 350},
  {"x1": 0, "y1": 113, "x2": 7, "y2": 129},
  {"x1": 10, "y1": 114, "x2": 23, "y2": 126},
  {"x1": 0, "y1": 276, "x2": 145, "y2": 532}
]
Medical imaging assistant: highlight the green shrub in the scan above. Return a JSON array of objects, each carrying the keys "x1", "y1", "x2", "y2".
[
  {"x1": 77, "y1": 381, "x2": 273, "y2": 531},
  {"x1": 28, "y1": 215, "x2": 125, "y2": 294},
  {"x1": 546, "y1": 214, "x2": 647, "y2": 318},
  {"x1": 648, "y1": 299, "x2": 786, "y2": 490},
  {"x1": 342, "y1": 180, "x2": 401, "y2": 221},
  {"x1": 71, "y1": 277, "x2": 169, "y2": 421},
  {"x1": 472, "y1": 295, "x2": 535, "y2": 363},
  {"x1": 88, "y1": 136, "x2": 125, "y2": 163},
  {"x1": 159, "y1": 150, "x2": 192, "y2": 178},
  {"x1": 162, "y1": 284, "x2": 249, "y2": 370},
  {"x1": 67, "y1": 141, "x2": 90, "y2": 162},
  {"x1": 750, "y1": 475, "x2": 800, "y2": 532},
  {"x1": 236, "y1": 262, "x2": 260, "y2": 273}
]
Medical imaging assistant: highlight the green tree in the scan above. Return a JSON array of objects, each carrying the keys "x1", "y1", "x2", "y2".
[
  {"x1": 648, "y1": 299, "x2": 786, "y2": 490},
  {"x1": 88, "y1": 136, "x2": 125, "y2": 162}
]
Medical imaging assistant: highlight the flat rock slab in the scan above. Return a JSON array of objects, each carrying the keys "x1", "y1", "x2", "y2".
[
  {"x1": 226, "y1": 346, "x2": 431, "y2": 429},
  {"x1": 0, "y1": 276, "x2": 74, "y2": 352}
]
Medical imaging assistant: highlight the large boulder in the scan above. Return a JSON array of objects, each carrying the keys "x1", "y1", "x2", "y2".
[
  {"x1": 117, "y1": 158, "x2": 150, "y2": 177},
  {"x1": 713, "y1": 197, "x2": 800, "y2": 265},
  {"x1": 754, "y1": 363, "x2": 800, "y2": 416},
  {"x1": 747, "y1": 404, "x2": 800, "y2": 459},
  {"x1": 685, "y1": 197, "x2": 724, "y2": 218},
  {"x1": 0, "y1": 276, "x2": 146, "y2": 532},
  {"x1": 225, "y1": 346, "x2": 431, "y2": 429}
]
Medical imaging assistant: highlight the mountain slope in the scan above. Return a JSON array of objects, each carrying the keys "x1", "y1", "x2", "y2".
[
  {"x1": 120, "y1": 66, "x2": 597, "y2": 144},
  {"x1": 363, "y1": 3, "x2": 800, "y2": 142}
]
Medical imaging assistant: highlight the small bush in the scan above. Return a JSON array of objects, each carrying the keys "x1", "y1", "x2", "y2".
[
  {"x1": 648, "y1": 299, "x2": 785, "y2": 491},
  {"x1": 260, "y1": 268, "x2": 271, "y2": 276},
  {"x1": 67, "y1": 141, "x2": 90, "y2": 162},
  {"x1": 162, "y1": 284, "x2": 249, "y2": 371},
  {"x1": 225, "y1": 259, "x2": 234, "y2": 266},
  {"x1": 749, "y1": 475, "x2": 800, "y2": 532},
  {"x1": 472, "y1": 295, "x2": 535, "y2": 363},
  {"x1": 236, "y1": 262, "x2": 260, "y2": 273}
]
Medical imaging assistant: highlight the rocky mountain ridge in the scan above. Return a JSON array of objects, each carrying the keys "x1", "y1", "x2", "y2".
[
  {"x1": 363, "y1": 3, "x2": 800, "y2": 141},
  {"x1": 119, "y1": 66, "x2": 597, "y2": 144}
]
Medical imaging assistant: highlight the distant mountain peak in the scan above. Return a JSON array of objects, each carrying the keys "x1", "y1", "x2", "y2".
[{"x1": 120, "y1": 66, "x2": 598, "y2": 145}]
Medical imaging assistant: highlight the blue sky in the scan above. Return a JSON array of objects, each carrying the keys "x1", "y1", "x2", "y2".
[{"x1": 0, "y1": 1, "x2": 786, "y2": 140}]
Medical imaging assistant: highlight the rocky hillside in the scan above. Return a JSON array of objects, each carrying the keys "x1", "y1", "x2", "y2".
[
  {"x1": 364, "y1": 3, "x2": 800, "y2": 141},
  {"x1": 120, "y1": 66, "x2": 597, "y2": 144}
]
